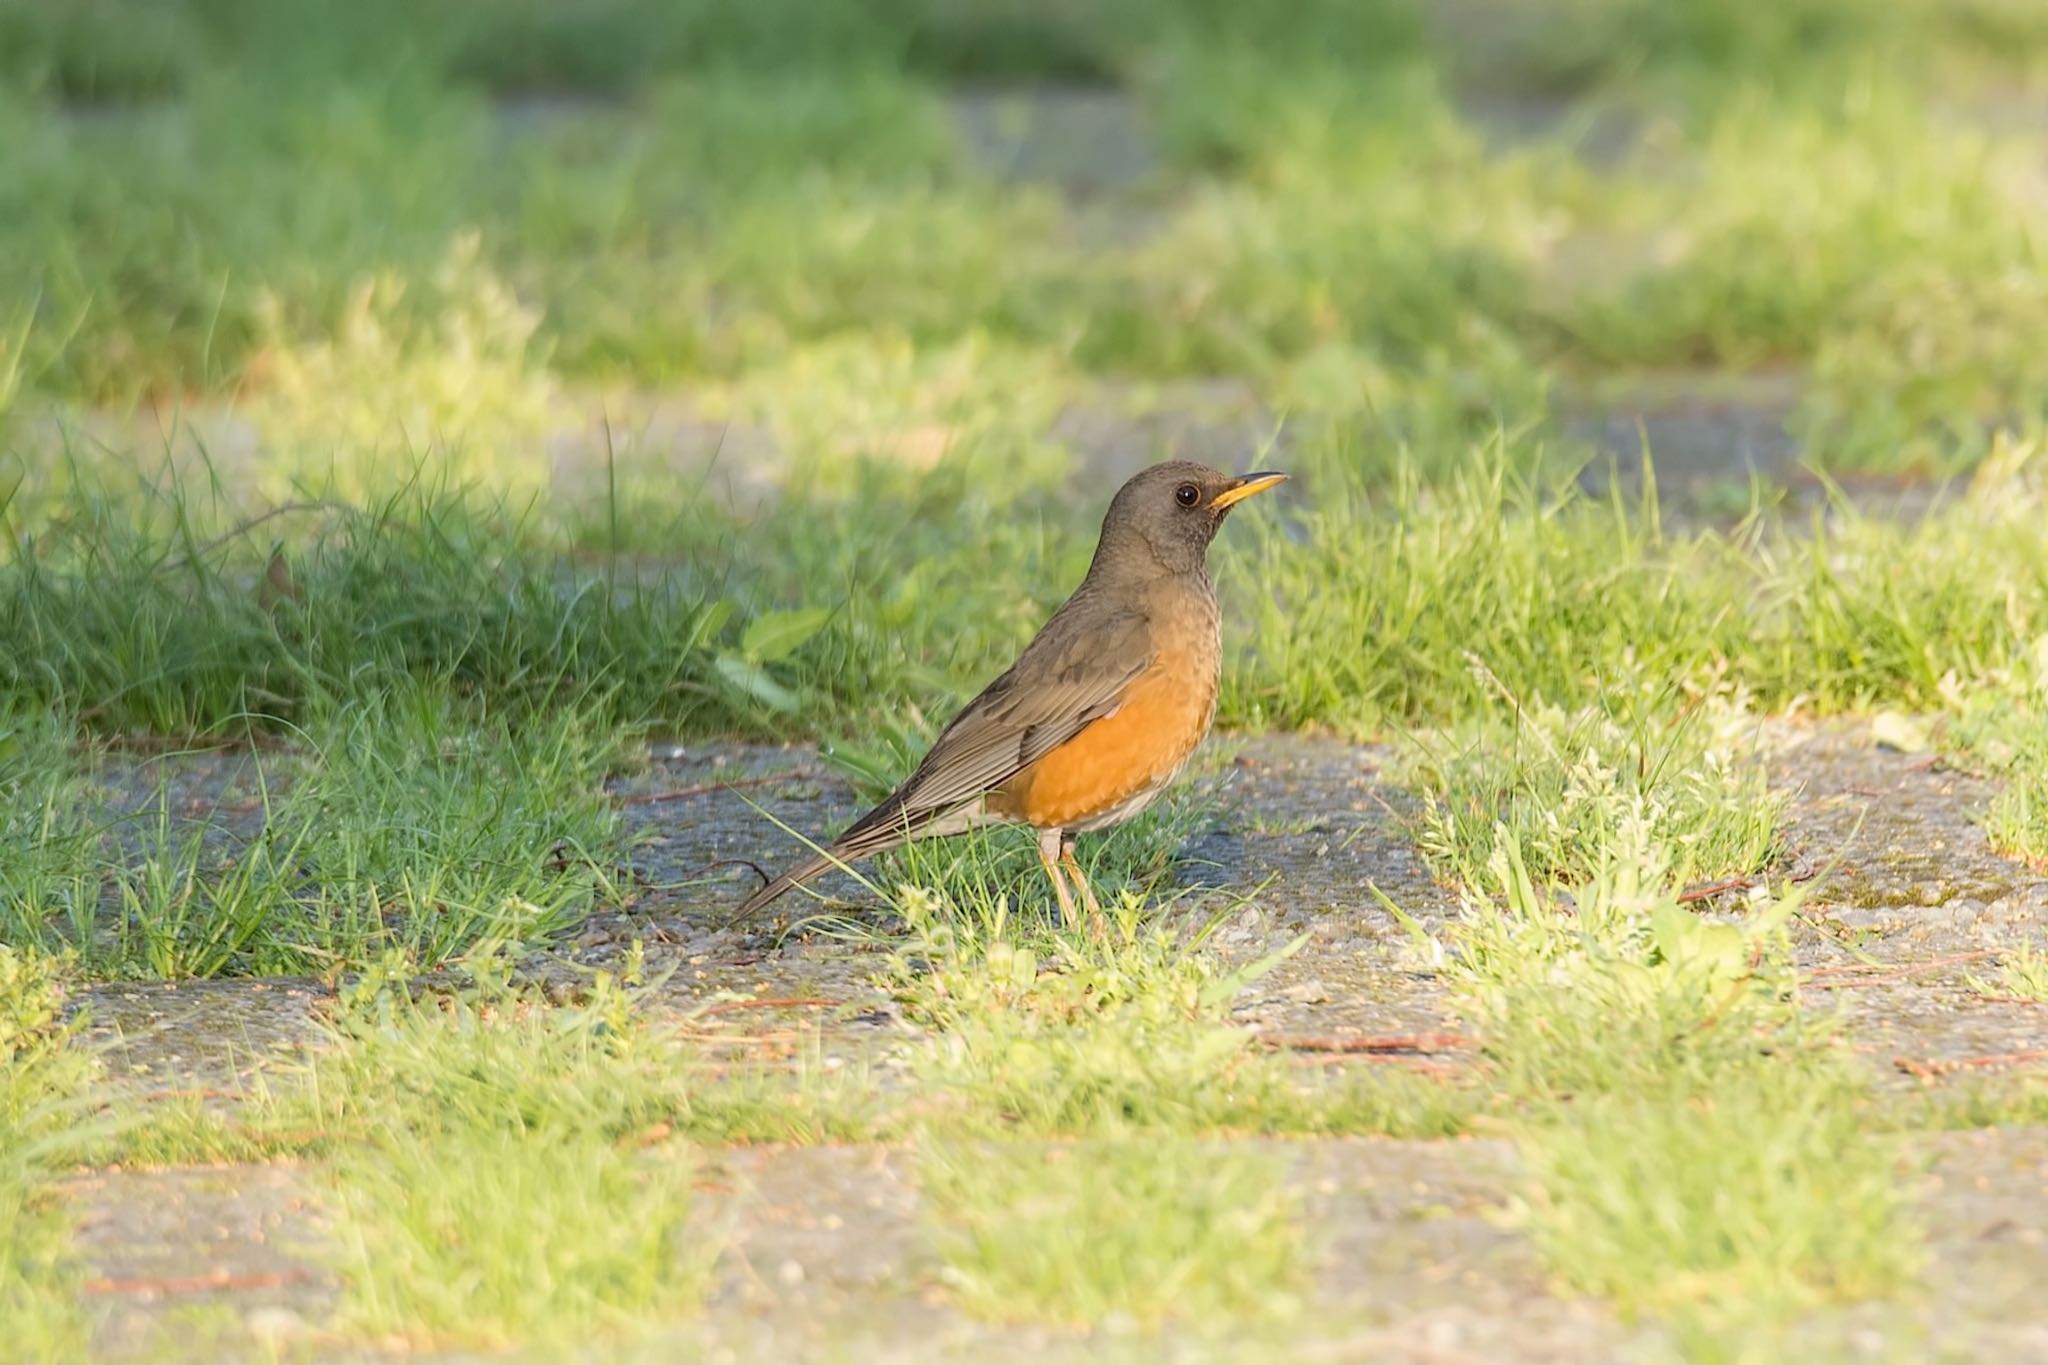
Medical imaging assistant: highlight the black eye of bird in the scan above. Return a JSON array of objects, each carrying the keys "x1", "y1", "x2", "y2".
[{"x1": 1174, "y1": 482, "x2": 1201, "y2": 508}]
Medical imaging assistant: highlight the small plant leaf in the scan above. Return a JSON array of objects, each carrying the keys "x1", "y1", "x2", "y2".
[
  {"x1": 741, "y1": 607, "x2": 831, "y2": 664},
  {"x1": 714, "y1": 654, "x2": 801, "y2": 713},
  {"x1": 678, "y1": 599, "x2": 736, "y2": 655}
]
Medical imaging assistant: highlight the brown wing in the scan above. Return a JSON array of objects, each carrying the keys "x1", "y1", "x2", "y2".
[{"x1": 734, "y1": 598, "x2": 1150, "y2": 914}]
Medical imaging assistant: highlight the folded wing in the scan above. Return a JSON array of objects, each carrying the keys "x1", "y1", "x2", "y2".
[{"x1": 734, "y1": 602, "x2": 1150, "y2": 913}]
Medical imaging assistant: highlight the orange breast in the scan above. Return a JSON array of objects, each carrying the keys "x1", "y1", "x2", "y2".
[{"x1": 992, "y1": 658, "x2": 1217, "y2": 831}]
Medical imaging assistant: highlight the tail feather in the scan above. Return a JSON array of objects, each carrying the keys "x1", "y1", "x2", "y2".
[
  {"x1": 732, "y1": 794, "x2": 983, "y2": 918},
  {"x1": 731, "y1": 813, "x2": 915, "y2": 917},
  {"x1": 734, "y1": 850, "x2": 840, "y2": 917}
]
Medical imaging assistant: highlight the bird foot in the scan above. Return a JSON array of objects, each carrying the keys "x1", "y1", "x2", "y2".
[{"x1": 1060, "y1": 843, "x2": 1109, "y2": 944}]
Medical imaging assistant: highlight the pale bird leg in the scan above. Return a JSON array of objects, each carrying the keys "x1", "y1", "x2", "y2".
[
  {"x1": 1059, "y1": 834, "x2": 1108, "y2": 942},
  {"x1": 1036, "y1": 826, "x2": 1079, "y2": 928}
]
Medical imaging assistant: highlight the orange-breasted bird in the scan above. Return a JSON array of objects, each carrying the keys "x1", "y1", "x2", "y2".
[{"x1": 735, "y1": 460, "x2": 1287, "y2": 927}]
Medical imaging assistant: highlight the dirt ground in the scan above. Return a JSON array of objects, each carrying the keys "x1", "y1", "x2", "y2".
[{"x1": 59, "y1": 715, "x2": 2048, "y2": 1364}]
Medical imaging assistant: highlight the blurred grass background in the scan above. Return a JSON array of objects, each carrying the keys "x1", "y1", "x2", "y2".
[
  {"x1": 4, "y1": 0, "x2": 2047, "y2": 441},
  {"x1": 6, "y1": 0, "x2": 2048, "y2": 746}
]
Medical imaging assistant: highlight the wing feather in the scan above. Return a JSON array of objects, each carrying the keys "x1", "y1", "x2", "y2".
[
  {"x1": 733, "y1": 596, "x2": 1150, "y2": 917},
  {"x1": 835, "y1": 603, "x2": 1150, "y2": 842}
]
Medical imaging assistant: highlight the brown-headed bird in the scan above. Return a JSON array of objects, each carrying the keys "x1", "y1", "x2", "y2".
[{"x1": 737, "y1": 460, "x2": 1286, "y2": 927}]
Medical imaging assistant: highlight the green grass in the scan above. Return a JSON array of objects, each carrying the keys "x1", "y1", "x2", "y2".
[
  {"x1": 1915, "y1": 1075, "x2": 2048, "y2": 1129},
  {"x1": 109, "y1": 945, "x2": 889, "y2": 1168},
  {"x1": 2, "y1": 688, "x2": 627, "y2": 977},
  {"x1": 0, "y1": 0, "x2": 1423, "y2": 103},
  {"x1": 1473, "y1": 0, "x2": 2048, "y2": 99},
  {"x1": 100, "y1": 953, "x2": 867, "y2": 1346},
  {"x1": 1948, "y1": 693, "x2": 2048, "y2": 867},
  {"x1": 885, "y1": 890, "x2": 1477, "y2": 1138},
  {"x1": 0, "y1": 709, "x2": 102, "y2": 954},
  {"x1": 11, "y1": 432, "x2": 2048, "y2": 750},
  {"x1": 0, "y1": 4, "x2": 1422, "y2": 401},
  {"x1": 88, "y1": 923, "x2": 1413, "y2": 1345},
  {"x1": 55, "y1": 725, "x2": 1979, "y2": 1351},
  {"x1": 332, "y1": 1125, "x2": 702, "y2": 1350},
  {"x1": 0, "y1": 949, "x2": 95, "y2": 1364},
  {"x1": 1429, "y1": 824, "x2": 1809, "y2": 1103},
  {"x1": 10, "y1": 0, "x2": 2047, "y2": 111},
  {"x1": 10, "y1": 3, "x2": 2048, "y2": 1350},
  {"x1": 7, "y1": 430, "x2": 2045, "y2": 988},
  {"x1": 1396, "y1": 732, "x2": 1921, "y2": 1324},
  {"x1": 266, "y1": 689, "x2": 626, "y2": 971},
  {"x1": 1515, "y1": 1058, "x2": 1919, "y2": 1320},
  {"x1": 0, "y1": 474, "x2": 754, "y2": 738},
  {"x1": 290, "y1": 962, "x2": 710, "y2": 1349},
  {"x1": 922, "y1": 1136, "x2": 1305, "y2": 1329},
  {"x1": 1967, "y1": 943, "x2": 2048, "y2": 1003},
  {"x1": 1227, "y1": 443, "x2": 2048, "y2": 734},
  {"x1": 1404, "y1": 683, "x2": 1782, "y2": 889},
  {"x1": 2, "y1": 411, "x2": 1103, "y2": 742},
  {"x1": 1402, "y1": 714, "x2": 1803, "y2": 1084},
  {"x1": 7, "y1": 1, "x2": 2048, "y2": 475}
]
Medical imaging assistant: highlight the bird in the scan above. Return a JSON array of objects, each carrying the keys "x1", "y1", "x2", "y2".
[{"x1": 734, "y1": 459, "x2": 1287, "y2": 930}]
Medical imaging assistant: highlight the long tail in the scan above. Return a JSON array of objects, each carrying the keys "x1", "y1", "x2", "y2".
[
  {"x1": 734, "y1": 847, "x2": 847, "y2": 917},
  {"x1": 732, "y1": 803, "x2": 922, "y2": 917}
]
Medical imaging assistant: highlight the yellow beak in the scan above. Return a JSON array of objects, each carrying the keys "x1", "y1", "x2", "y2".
[{"x1": 1208, "y1": 471, "x2": 1289, "y2": 512}]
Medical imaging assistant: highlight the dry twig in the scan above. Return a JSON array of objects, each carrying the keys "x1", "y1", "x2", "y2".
[
  {"x1": 83, "y1": 1268, "x2": 317, "y2": 1297},
  {"x1": 1258, "y1": 1032, "x2": 1474, "y2": 1055},
  {"x1": 1895, "y1": 1048, "x2": 2048, "y2": 1079}
]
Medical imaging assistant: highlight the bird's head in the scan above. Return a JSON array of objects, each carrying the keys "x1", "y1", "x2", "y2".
[{"x1": 1089, "y1": 459, "x2": 1289, "y2": 578}]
